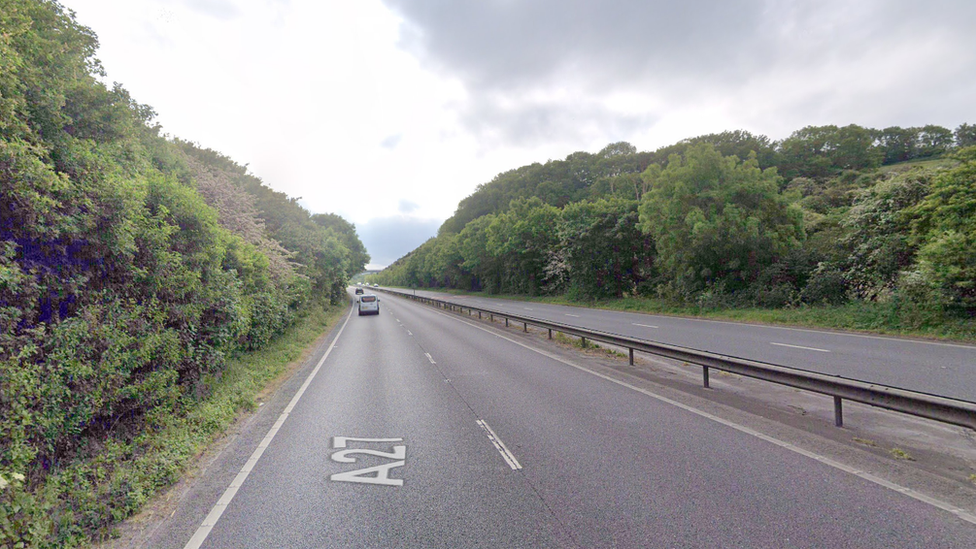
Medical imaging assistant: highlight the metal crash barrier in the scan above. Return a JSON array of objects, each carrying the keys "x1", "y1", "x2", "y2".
[{"x1": 374, "y1": 287, "x2": 976, "y2": 431}]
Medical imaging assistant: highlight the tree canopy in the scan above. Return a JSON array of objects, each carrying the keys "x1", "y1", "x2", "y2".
[{"x1": 0, "y1": 2, "x2": 365, "y2": 545}]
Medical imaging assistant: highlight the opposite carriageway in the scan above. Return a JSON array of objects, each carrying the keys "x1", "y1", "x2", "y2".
[{"x1": 375, "y1": 287, "x2": 976, "y2": 432}]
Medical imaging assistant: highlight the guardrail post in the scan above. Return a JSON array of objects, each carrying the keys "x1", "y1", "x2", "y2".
[
  {"x1": 548, "y1": 329, "x2": 552, "y2": 339},
  {"x1": 523, "y1": 322, "x2": 528, "y2": 332},
  {"x1": 703, "y1": 366, "x2": 710, "y2": 388},
  {"x1": 505, "y1": 318, "x2": 509, "y2": 327},
  {"x1": 490, "y1": 314, "x2": 493, "y2": 322},
  {"x1": 580, "y1": 336, "x2": 586, "y2": 347},
  {"x1": 834, "y1": 396, "x2": 844, "y2": 427},
  {"x1": 479, "y1": 311, "x2": 482, "y2": 319},
  {"x1": 629, "y1": 348, "x2": 634, "y2": 365}
]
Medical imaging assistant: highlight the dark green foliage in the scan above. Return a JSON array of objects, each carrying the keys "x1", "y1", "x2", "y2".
[
  {"x1": 377, "y1": 124, "x2": 974, "y2": 321},
  {"x1": 908, "y1": 147, "x2": 976, "y2": 308},
  {"x1": 560, "y1": 198, "x2": 653, "y2": 299},
  {"x1": 956, "y1": 123, "x2": 976, "y2": 149},
  {"x1": 778, "y1": 125, "x2": 882, "y2": 179},
  {"x1": 800, "y1": 264, "x2": 850, "y2": 305},
  {"x1": 0, "y1": 2, "x2": 363, "y2": 545},
  {"x1": 312, "y1": 212, "x2": 370, "y2": 274},
  {"x1": 486, "y1": 198, "x2": 561, "y2": 295},
  {"x1": 638, "y1": 144, "x2": 804, "y2": 299},
  {"x1": 842, "y1": 169, "x2": 931, "y2": 299}
]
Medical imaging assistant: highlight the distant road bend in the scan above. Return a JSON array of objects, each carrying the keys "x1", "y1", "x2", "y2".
[{"x1": 143, "y1": 289, "x2": 976, "y2": 548}]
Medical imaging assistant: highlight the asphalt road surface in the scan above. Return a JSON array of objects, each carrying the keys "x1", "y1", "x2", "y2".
[
  {"x1": 151, "y1": 290, "x2": 976, "y2": 548},
  {"x1": 383, "y1": 287, "x2": 976, "y2": 403}
]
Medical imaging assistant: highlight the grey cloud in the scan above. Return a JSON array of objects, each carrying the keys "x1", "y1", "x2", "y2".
[
  {"x1": 385, "y1": 0, "x2": 775, "y2": 91},
  {"x1": 358, "y1": 215, "x2": 442, "y2": 268},
  {"x1": 382, "y1": 0, "x2": 976, "y2": 142},
  {"x1": 460, "y1": 94, "x2": 658, "y2": 147}
]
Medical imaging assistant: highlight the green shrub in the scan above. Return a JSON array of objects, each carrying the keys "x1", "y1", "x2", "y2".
[{"x1": 801, "y1": 264, "x2": 849, "y2": 305}]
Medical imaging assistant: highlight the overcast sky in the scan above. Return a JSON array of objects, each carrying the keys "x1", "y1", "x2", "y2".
[{"x1": 61, "y1": 0, "x2": 976, "y2": 269}]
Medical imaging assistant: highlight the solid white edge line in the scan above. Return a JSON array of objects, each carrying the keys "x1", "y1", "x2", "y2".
[
  {"x1": 770, "y1": 342, "x2": 831, "y2": 353},
  {"x1": 633, "y1": 323, "x2": 659, "y2": 329},
  {"x1": 477, "y1": 419, "x2": 523, "y2": 470},
  {"x1": 183, "y1": 305, "x2": 356, "y2": 549},
  {"x1": 425, "y1": 306, "x2": 976, "y2": 526}
]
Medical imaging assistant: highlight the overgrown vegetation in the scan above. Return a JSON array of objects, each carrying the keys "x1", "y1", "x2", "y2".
[
  {"x1": 1, "y1": 1, "x2": 365, "y2": 546},
  {"x1": 371, "y1": 119, "x2": 976, "y2": 337}
]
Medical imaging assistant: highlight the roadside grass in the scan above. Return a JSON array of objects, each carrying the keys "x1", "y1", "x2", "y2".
[
  {"x1": 23, "y1": 300, "x2": 348, "y2": 547},
  {"x1": 399, "y1": 287, "x2": 976, "y2": 343},
  {"x1": 877, "y1": 157, "x2": 956, "y2": 174}
]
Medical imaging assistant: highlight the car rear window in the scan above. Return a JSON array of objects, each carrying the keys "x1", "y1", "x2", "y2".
[{"x1": 361, "y1": 296, "x2": 376, "y2": 302}]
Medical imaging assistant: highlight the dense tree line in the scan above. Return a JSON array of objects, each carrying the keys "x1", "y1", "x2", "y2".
[
  {"x1": 0, "y1": 1, "x2": 366, "y2": 544},
  {"x1": 373, "y1": 128, "x2": 976, "y2": 316}
]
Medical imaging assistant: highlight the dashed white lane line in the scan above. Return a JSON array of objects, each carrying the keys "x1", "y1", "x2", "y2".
[
  {"x1": 429, "y1": 307, "x2": 976, "y2": 526},
  {"x1": 183, "y1": 306, "x2": 356, "y2": 549},
  {"x1": 425, "y1": 352, "x2": 436, "y2": 364},
  {"x1": 633, "y1": 323, "x2": 659, "y2": 329},
  {"x1": 524, "y1": 308, "x2": 534, "y2": 311},
  {"x1": 564, "y1": 313, "x2": 580, "y2": 318},
  {"x1": 770, "y1": 342, "x2": 831, "y2": 353},
  {"x1": 476, "y1": 420, "x2": 522, "y2": 470}
]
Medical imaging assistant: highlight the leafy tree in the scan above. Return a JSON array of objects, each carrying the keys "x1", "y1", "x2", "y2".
[
  {"x1": 312, "y1": 212, "x2": 370, "y2": 274},
  {"x1": 909, "y1": 146, "x2": 976, "y2": 307},
  {"x1": 955, "y1": 123, "x2": 976, "y2": 148},
  {"x1": 559, "y1": 198, "x2": 653, "y2": 299},
  {"x1": 915, "y1": 125, "x2": 954, "y2": 158},
  {"x1": 879, "y1": 126, "x2": 919, "y2": 164},
  {"x1": 682, "y1": 130, "x2": 778, "y2": 170},
  {"x1": 777, "y1": 125, "x2": 881, "y2": 179},
  {"x1": 0, "y1": 4, "x2": 366, "y2": 545},
  {"x1": 458, "y1": 215, "x2": 501, "y2": 292},
  {"x1": 842, "y1": 169, "x2": 932, "y2": 299},
  {"x1": 486, "y1": 198, "x2": 560, "y2": 295},
  {"x1": 638, "y1": 144, "x2": 804, "y2": 299}
]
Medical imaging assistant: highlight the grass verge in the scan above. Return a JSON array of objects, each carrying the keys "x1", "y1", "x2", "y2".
[{"x1": 12, "y1": 300, "x2": 348, "y2": 548}]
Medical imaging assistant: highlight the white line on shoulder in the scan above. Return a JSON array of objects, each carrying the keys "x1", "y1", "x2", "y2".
[
  {"x1": 431, "y1": 306, "x2": 976, "y2": 526},
  {"x1": 770, "y1": 342, "x2": 831, "y2": 353}
]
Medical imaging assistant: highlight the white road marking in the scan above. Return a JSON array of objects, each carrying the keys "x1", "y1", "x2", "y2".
[
  {"x1": 407, "y1": 330, "x2": 413, "y2": 336},
  {"x1": 564, "y1": 313, "x2": 580, "y2": 318},
  {"x1": 331, "y1": 461, "x2": 405, "y2": 486},
  {"x1": 477, "y1": 420, "x2": 522, "y2": 470},
  {"x1": 330, "y1": 439, "x2": 407, "y2": 487},
  {"x1": 770, "y1": 342, "x2": 831, "y2": 353},
  {"x1": 332, "y1": 447, "x2": 406, "y2": 462},
  {"x1": 425, "y1": 352, "x2": 436, "y2": 364},
  {"x1": 334, "y1": 437, "x2": 403, "y2": 448},
  {"x1": 633, "y1": 323, "x2": 659, "y2": 329},
  {"x1": 639, "y1": 314, "x2": 976, "y2": 350},
  {"x1": 183, "y1": 306, "x2": 356, "y2": 549},
  {"x1": 525, "y1": 308, "x2": 534, "y2": 311},
  {"x1": 394, "y1": 289, "x2": 976, "y2": 349},
  {"x1": 431, "y1": 307, "x2": 976, "y2": 526}
]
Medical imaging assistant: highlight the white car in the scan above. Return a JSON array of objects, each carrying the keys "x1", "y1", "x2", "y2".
[{"x1": 358, "y1": 294, "x2": 380, "y2": 315}]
